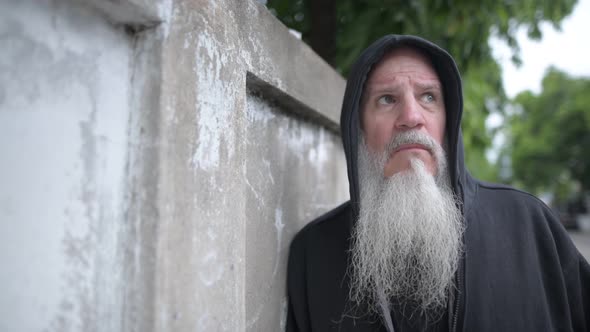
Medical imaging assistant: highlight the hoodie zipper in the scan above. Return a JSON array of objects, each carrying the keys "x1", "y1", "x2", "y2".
[
  {"x1": 451, "y1": 182, "x2": 465, "y2": 332},
  {"x1": 451, "y1": 259, "x2": 463, "y2": 332}
]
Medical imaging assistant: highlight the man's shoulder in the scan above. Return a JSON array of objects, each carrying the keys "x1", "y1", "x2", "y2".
[
  {"x1": 306, "y1": 200, "x2": 352, "y2": 228},
  {"x1": 290, "y1": 201, "x2": 353, "y2": 251},
  {"x1": 474, "y1": 179, "x2": 551, "y2": 211},
  {"x1": 471, "y1": 179, "x2": 587, "y2": 281},
  {"x1": 471, "y1": 179, "x2": 579, "y2": 257},
  {"x1": 468, "y1": 178, "x2": 564, "y2": 236}
]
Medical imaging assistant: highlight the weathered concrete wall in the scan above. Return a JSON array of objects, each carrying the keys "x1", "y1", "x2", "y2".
[
  {"x1": 0, "y1": 0, "x2": 348, "y2": 331},
  {"x1": 0, "y1": 1, "x2": 137, "y2": 331},
  {"x1": 242, "y1": 94, "x2": 348, "y2": 330}
]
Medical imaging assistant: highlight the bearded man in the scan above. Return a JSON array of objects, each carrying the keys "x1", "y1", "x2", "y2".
[{"x1": 286, "y1": 35, "x2": 589, "y2": 332}]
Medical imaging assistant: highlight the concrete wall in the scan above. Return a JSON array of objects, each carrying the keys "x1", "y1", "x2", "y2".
[{"x1": 0, "y1": 0, "x2": 348, "y2": 331}]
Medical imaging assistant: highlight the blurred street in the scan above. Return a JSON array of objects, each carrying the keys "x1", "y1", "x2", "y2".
[{"x1": 569, "y1": 229, "x2": 590, "y2": 262}]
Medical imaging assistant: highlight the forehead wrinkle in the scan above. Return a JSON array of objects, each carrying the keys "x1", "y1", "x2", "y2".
[
  {"x1": 365, "y1": 75, "x2": 441, "y2": 95},
  {"x1": 368, "y1": 68, "x2": 439, "y2": 82},
  {"x1": 365, "y1": 47, "x2": 441, "y2": 87}
]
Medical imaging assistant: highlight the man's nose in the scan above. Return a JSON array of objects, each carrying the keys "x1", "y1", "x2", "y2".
[{"x1": 395, "y1": 96, "x2": 424, "y2": 129}]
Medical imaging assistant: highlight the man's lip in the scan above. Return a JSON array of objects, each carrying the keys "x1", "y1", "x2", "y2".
[{"x1": 393, "y1": 144, "x2": 430, "y2": 153}]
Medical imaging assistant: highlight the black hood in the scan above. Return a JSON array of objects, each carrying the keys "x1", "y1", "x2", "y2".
[{"x1": 340, "y1": 34, "x2": 472, "y2": 220}]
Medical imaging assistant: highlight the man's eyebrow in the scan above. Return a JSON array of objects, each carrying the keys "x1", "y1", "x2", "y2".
[
  {"x1": 364, "y1": 81, "x2": 442, "y2": 96},
  {"x1": 415, "y1": 82, "x2": 442, "y2": 90}
]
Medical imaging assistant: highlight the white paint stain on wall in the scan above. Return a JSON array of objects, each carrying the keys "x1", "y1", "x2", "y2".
[
  {"x1": 197, "y1": 310, "x2": 216, "y2": 331},
  {"x1": 279, "y1": 296, "x2": 288, "y2": 331},
  {"x1": 274, "y1": 208, "x2": 285, "y2": 252},
  {"x1": 198, "y1": 250, "x2": 225, "y2": 287},
  {"x1": 190, "y1": 30, "x2": 236, "y2": 172},
  {"x1": 155, "y1": 0, "x2": 173, "y2": 38},
  {"x1": 246, "y1": 95, "x2": 276, "y2": 124}
]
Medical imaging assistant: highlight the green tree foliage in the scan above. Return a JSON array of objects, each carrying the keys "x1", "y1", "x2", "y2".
[
  {"x1": 502, "y1": 68, "x2": 590, "y2": 202},
  {"x1": 266, "y1": 0, "x2": 577, "y2": 182}
]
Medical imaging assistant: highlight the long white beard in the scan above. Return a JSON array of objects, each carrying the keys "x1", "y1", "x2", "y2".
[{"x1": 349, "y1": 131, "x2": 464, "y2": 319}]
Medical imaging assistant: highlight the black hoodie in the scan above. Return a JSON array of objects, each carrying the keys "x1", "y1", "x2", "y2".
[{"x1": 286, "y1": 35, "x2": 590, "y2": 332}]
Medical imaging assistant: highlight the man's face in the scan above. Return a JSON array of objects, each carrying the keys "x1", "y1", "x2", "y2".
[{"x1": 361, "y1": 47, "x2": 446, "y2": 177}]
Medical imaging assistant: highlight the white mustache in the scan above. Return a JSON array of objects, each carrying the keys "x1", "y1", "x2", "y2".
[{"x1": 385, "y1": 130, "x2": 437, "y2": 156}]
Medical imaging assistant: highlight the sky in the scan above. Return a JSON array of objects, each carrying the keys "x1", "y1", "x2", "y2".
[{"x1": 491, "y1": 0, "x2": 590, "y2": 98}]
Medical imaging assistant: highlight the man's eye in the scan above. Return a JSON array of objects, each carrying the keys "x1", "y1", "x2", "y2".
[
  {"x1": 422, "y1": 93, "x2": 435, "y2": 103},
  {"x1": 377, "y1": 95, "x2": 395, "y2": 105}
]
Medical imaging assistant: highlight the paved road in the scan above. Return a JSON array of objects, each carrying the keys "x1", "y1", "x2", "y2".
[{"x1": 568, "y1": 229, "x2": 590, "y2": 262}]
